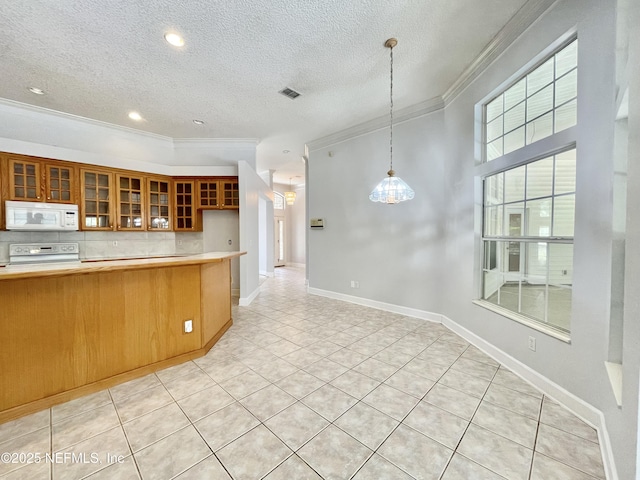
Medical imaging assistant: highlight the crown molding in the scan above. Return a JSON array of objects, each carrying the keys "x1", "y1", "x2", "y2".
[
  {"x1": 0, "y1": 98, "x2": 174, "y2": 142},
  {"x1": 0, "y1": 98, "x2": 260, "y2": 146},
  {"x1": 442, "y1": 0, "x2": 559, "y2": 106},
  {"x1": 306, "y1": 96, "x2": 444, "y2": 152},
  {"x1": 307, "y1": 0, "x2": 558, "y2": 152},
  {"x1": 173, "y1": 138, "x2": 260, "y2": 146}
]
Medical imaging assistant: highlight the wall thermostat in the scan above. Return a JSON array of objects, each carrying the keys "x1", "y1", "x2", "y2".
[{"x1": 310, "y1": 218, "x2": 324, "y2": 229}]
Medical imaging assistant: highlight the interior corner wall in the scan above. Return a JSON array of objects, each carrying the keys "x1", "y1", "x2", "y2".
[
  {"x1": 308, "y1": 109, "x2": 447, "y2": 313},
  {"x1": 306, "y1": 0, "x2": 636, "y2": 477}
]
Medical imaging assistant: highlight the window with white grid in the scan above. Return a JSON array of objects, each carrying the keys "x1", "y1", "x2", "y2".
[
  {"x1": 485, "y1": 40, "x2": 577, "y2": 162},
  {"x1": 478, "y1": 37, "x2": 578, "y2": 339},
  {"x1": 274, "y1": 192, "x2": 285, "y2": 210}
]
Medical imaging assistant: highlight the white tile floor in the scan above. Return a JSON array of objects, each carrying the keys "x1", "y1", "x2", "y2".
[{"x1": 0, "y1": 266, "x2": 606, "y2": 479}]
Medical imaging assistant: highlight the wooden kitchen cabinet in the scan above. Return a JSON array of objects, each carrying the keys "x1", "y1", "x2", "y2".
[
  {"x1": 8, "y1": 157, "x2": 41, "y2": 201},
  {"x1": 198, "y1": 178, "x2": 239, "y2": 209},
  {"x1": 81, "y1": 168, "x2": 114, "y2": 230},
  {"x1": 198, "y1": 179, "x2": 219, "y2": 208},
  {"x1": 6, "y1": 156, "x2": 76, "y2": 203},
  {"x1": 0, "y1": 151, "x2": 242, "y2": 232},
  {"x1": 220, "y1": 178, "x2": 239, "y2": 209},
  {"x1": 45, "y1": 164, "x2": 74, "y2": 203},
  {"x1": 147, "y1": 177, "x2": 171, "y2": 230},
  {"x1": 116, "y1": 173, "x2": 145, "y2": 230},
  {"x1": 174, "y1": 180, "x2": 198, "y2": 231}
]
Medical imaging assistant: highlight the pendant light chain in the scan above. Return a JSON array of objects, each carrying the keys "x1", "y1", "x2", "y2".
[
  {"x1": 389, "y1": 43, "x2": 394, "y2": 172},
  {"x1": 368, "y1": 38, "x2": 414, "y2": 204}
]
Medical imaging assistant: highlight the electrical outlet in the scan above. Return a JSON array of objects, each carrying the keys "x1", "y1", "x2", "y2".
[
  {"x1": 112, "y1": 240, "x2": 118, "y2": 247},
  {"x1": 184, "y1": 319, "x2": 193, "y2": 334},
  {"x1": 528, "y1": 336, "x2": 536, "y2": 352},
  {"x1": 350, "y1": 280, "x2": 360, "y2": 288}
]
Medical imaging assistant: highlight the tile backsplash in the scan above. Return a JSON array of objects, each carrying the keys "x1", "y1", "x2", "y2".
[{"x1": 0, "y1": 231, "x2": 203, "y2": 265}]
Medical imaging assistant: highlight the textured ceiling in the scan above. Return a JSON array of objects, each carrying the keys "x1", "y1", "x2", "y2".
[{"x1": 0, "y1": 0, "x2": 529, "y2": 184}]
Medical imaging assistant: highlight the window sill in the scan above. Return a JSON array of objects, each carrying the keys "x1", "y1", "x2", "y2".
[{"x1": 472, "y1": 300, "x2": 571, "y2": 343}]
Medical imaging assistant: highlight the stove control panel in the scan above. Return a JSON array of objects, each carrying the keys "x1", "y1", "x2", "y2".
[{"x1": 10, "y1": 243, "x2": 80, "y2": 256}]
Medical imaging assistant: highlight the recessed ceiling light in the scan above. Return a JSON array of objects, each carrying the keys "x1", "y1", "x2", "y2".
[
  {"x1": 164, "y1": 32, "x2": 185, "y2": 47},
  {"x1": 193, "y1": 119, "x2": 205, "y2": 125},
  {"x1": 28, "y1": 87, "x2": 45, "y2": 95},
  {"x1": 128, "y1": 111, "x2": 143, "y2": 121},
  {"x1": 283, "y1": 150, "x2": 290, "y2": 154}
]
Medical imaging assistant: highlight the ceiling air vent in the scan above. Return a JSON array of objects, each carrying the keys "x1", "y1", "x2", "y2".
[{"x1": 279, "y1": 87, "x2": 301, "y2": 99}]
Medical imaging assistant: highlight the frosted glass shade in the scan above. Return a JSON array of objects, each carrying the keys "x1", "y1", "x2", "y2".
[
  {"x1": 369, "y1": 171, "x2": 415, "y2": 204},
  {"x1": 284, "y1": 191, "x2": 296, "y2": 205}
]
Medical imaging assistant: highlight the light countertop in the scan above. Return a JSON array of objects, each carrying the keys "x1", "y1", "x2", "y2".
[{"x1": 0, "y1": 251, "x2": 246, "y2": 280}]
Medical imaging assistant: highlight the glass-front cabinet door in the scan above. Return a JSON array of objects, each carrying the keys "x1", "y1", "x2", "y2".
[
  {"x1": 81, "y1": 169, "x2": 113, "y2": 230},
  {"x1": 46, "y1": 164, "x2": 74, "y2": 203},
  {"x1": 147, "y1": 177, "x2": 171, "y2": 230},
  {"x1": 220, "y1": 179, "x2": 239, "y2": 209},
  {"x1": 116, "y1": 174, "x2": 145, "y2": 230},
  {"x1": 174, "y1": 180, "x2": 196, "y2": 231},
  {"x1": 9, "y1": 158, "x2": 42, "y2": 200},
  {"x1": 198, "y1": 180, "x2": 219, "y2": 208}
]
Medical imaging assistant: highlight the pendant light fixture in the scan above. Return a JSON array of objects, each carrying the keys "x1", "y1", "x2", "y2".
[
  {"x1": 284, "y1": 178, "x2": 297, "y2": 205},
  {"x1": 369, "y1": 38, "x2": 415, "y2": 204}
]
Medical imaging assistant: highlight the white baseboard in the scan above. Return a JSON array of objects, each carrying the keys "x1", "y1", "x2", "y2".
[
  {"x1": 440, "y1": 315, "x2": 618, "y2": 480},
  {"x1": 307, "y1": 287, "x2": 441, "y2": 323},
  {"x1": 259, "y1": 270, "x2": 275, "y2": 277},
  {"x1": 286, "y1": 262, "x2": 305, "y2": 268},
  {"x1": 239, "y1": 286, "x2": 260, "y2": 306},
  {"x1": 307, "y1": 286, "x2": 618, "y2": 480}
]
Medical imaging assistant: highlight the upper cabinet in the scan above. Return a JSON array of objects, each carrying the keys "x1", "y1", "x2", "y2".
[
  {"x1": 6, "y1": 155, "x2": 76, "y2": 203},
  {"x1": 174, "y1": 180, "x2": 198, "y2": 231},
  {"x1": 147, "y1": 177, "x2": 171, "y2": 230},
  {"x1": 9, "y1": 157, "x2": 41, "y2": 201},
  {"x1": 81, "y1": 168, "x2": 114, "y2": 230},
  {"x1": 220, "y1": 178, "x2": 240, "y2": 209},
  {"x1": 45, "y1": 164, "x2": 74, "y2": 203},
  {"x1": 116, "y1": 173, "x2": 145, "y2": 231},
  {"x1": 197, "y1": 179, "x2": 219, "y2": 208},
  {"x1": 198, "y1": 178, "x2": 239, "y2": 210},
  {"x1": 0, "y1": 151, "x2": 238, "y2": 232}
]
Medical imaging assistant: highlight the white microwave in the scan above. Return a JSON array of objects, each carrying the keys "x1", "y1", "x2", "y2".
[{"x1": 5, "y1": 200, "x2": 79, "y2": 231}]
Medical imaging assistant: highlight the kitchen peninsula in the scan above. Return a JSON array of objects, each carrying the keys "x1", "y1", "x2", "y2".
[{"x1": 0, "y1": 251, "x2": 245, "y2": 423}]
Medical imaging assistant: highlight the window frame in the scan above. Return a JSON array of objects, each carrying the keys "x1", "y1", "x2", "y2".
[
  {"x1": 482, "y1": 36, "x2": 578, "y2": 163},
  {"x1": 274, "y1": 191, "x2": 285, "y2": 210},
  {"x1": 474, "y1": 35, "x2": 579, "y2": 343}
]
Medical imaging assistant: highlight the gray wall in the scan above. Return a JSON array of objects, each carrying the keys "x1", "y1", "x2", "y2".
[
  {"x1": 309, "y1": 110, "x2": 446, "y2": 311},
  {"x1": 307, "y1": 0, "x2": 638, "y2": 477}
]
